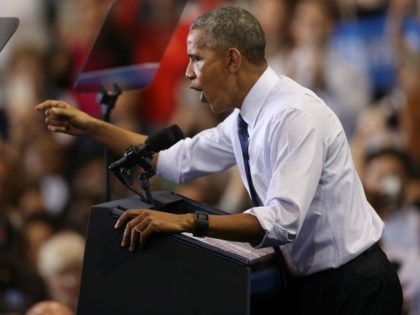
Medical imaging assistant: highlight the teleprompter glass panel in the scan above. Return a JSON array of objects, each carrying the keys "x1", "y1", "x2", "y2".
[{"x1": 75, "y1": 0, "x2": 186, "y2": 92}]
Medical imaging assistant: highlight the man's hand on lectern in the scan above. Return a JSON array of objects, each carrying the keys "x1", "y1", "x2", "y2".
[{"x1": 114, "y1": 209, "x2": 194, "y2": 251}]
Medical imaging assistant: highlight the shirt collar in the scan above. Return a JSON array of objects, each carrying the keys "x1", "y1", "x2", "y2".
[{"x1": 240, "y1": 67, "x2": 279, "y2": 127}]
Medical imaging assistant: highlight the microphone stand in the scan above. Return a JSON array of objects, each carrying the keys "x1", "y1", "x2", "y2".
[
  {"x1": 107, "y1": 124, "x2": 185, "y2": 205},
  {"x1": 96, "y1": 83, "x2": 122, "y2": 201},
  {"x1": 110, "y1": 155, "x2": 155, "y2": 206},
  {"x1": 136, "y1": 156, "x2": 155, "y2": 205}
]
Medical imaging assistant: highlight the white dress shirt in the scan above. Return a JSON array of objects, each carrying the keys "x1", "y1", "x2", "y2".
[{"x1": 157, "y1": 67, "x2": 384, "y2": 276}]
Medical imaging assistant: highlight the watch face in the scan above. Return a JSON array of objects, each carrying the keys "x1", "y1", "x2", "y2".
[{"x1": 194, "y1": 212, "x2": 209, "y2": 237}]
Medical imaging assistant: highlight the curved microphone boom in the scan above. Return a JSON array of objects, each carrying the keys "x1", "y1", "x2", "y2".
[{"x1": 108, "y1": 124, "x2": 184, "y2": 171}]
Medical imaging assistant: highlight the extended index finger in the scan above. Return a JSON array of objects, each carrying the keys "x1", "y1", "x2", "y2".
[{"x1": 35, "y1": 100, "x2": 67, "y2": 111}]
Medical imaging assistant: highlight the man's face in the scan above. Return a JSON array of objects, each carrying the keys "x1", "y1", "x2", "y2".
[
  {"x1": 363, "y1": 154, "x2": 407, "y2": 217},
  {"x1": 186, "y1": 29, "x2": 233, "y2": 114}
]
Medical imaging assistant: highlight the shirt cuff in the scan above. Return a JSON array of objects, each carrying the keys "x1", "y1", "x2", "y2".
[{"x1": 245, "y1": 207, "x2": 290, "y2": 248}]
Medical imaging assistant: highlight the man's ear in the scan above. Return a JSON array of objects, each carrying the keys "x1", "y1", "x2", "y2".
[{"x1": 225, "y1": 48, "x2": 242, "y2": 72}]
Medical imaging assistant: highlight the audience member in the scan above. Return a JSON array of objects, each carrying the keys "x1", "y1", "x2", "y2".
[
  {"x1": 37, "y1": 231, "x2": 85, "y2": 312},
  {"x1": 286, "y1": 0, "x2": 371, "y2": 138},
  {"x1": 332, "y1": 0, "x2": 420, "y2": 99},
  {"x1": 21, "y1": 213, "x2": 57, "y2": 270},
  {"x1": 362, "y1": 146, "x2": 420, "y2": 315}
]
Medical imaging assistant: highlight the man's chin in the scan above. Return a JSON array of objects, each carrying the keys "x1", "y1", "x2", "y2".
[
  {"x1": 199, "y1": 94, "x2": 232, "y2": 114},
  {"x1": 209, "y1": 103, "x2": 232, "y2": 115}
]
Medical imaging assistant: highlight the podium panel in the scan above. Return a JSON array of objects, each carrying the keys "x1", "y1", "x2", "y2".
[{"x1": 77, "y1": 192, "x2": 283, "y2": 315}]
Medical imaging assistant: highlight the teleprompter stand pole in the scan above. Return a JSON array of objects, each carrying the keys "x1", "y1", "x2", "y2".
[{"x1": 96, "y1": 83, "x2": 122, "y2": 201}]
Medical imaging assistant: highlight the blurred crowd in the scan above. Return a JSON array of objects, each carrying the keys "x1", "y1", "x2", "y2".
[{"x1": 0, "y1": 0, "x2": 419, "y2": 314}]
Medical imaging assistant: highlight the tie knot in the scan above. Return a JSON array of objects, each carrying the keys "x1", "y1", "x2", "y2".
[{"x1": 237, "y1": 114, "x2": 248, "y2": 136}]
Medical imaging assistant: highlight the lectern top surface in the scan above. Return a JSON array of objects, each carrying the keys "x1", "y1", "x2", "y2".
[{"x1": 183, "y1": 232, "x2": 274, "y2": 264}]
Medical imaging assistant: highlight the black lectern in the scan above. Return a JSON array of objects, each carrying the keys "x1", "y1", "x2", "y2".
[{"x1": 77, "y1": 191, "x2": 283, "y2": 315}]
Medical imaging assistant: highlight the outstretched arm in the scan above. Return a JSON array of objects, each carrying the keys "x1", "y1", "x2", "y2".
[{"x1": 36, "y1": 101, "x2": 266, "y2": 249}]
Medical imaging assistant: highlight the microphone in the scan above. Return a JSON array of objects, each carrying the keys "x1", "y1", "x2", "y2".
[{"x1": 108, "y1": 124, "x2": 184, "y2": 171}]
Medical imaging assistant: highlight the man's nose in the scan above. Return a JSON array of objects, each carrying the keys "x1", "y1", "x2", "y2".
[{"x1": 185, "y1": 61, "x2": 195, "y2": 80}]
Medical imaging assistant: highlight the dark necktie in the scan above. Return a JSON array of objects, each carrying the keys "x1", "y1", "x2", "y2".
[
  {"x1": 237, "y1": 114, "x2": 260, "y2": 206},
  {"x1": 237, "y1": 114, "x2": 289, "y2": 287}
]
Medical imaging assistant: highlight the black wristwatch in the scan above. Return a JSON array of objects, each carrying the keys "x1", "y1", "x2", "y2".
[{"x1": 193, "y1": 211, "x2": 209, "y2": 237}]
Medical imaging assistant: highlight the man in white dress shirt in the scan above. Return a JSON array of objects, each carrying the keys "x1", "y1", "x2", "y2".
[{"x1": 36, "y1": 5, "x2": 402, "y2": 315}]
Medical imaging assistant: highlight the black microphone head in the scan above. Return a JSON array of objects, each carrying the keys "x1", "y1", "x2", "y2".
[{"x1": 146, "y1": 124, "x2": 184, "y2": 152}]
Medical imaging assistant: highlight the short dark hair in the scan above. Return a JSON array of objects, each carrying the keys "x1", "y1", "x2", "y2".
[
  {"x1": 365, "y1": 146, "x2": 413, "y2": 175},
  {"x1": 191, "y1": 6, "x2": 266, "y2": 65}
]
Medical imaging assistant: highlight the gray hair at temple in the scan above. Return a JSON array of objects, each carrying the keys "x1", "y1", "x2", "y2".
[{"x1": 191, "y1": 6, "x2": 266, "y2": 65}]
